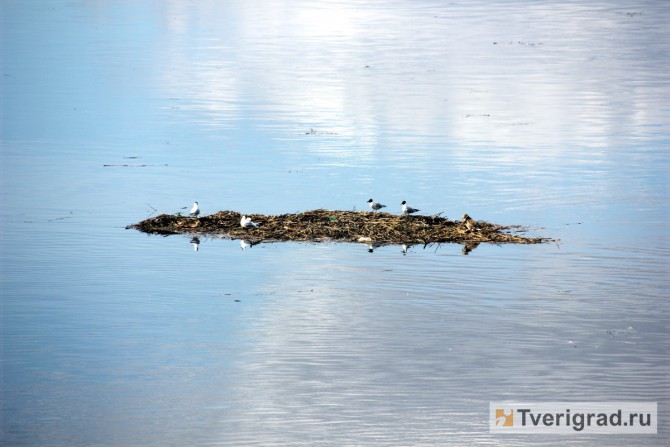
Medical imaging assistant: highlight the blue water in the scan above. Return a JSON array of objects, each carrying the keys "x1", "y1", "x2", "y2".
[{"x1": 2, "y1": 0, "x2": 669, "y2": 445}]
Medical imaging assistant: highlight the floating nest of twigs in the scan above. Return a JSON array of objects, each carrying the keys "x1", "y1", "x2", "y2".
[{"x1": 130, "y1": 209, "x2": 547, "y2": 246}]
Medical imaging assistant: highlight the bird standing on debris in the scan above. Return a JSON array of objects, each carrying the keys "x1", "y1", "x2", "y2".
[
  {"x1": 461, "y1": 213, "x2": 478, "y2": 232},
  {"x1": 401, "y1": 200, "x2": 420, "y2": 215},
  {"x1": 240, "y1": 215, "x2": 259, "y2": 228},
  {"x1": 189, "y1": 201, "x2": 200, "y2": 217},
  {"x1": 367, "y1": 198, "x2": 386, "y2": 212}
]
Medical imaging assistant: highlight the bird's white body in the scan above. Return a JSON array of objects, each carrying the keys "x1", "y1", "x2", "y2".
[
  {"x1": 401, "y1": 200, "x2": 419, "y2": 215},
  {"x1": 240, "y1": 215, "x2": 259, "y2": 228},
  {"x1": 189, "y1": 201, "x2": 200, "y2": 217},
  {"x1": 367, "y1": 199, "x2": 386, "y2": 211}
]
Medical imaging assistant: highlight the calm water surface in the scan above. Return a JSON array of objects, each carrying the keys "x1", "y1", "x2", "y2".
[{"x1": 2, "y1": 0, "x2": 669, "y2": 445}]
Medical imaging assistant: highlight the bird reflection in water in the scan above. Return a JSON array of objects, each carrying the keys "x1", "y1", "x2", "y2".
[
  {"x1": 462, "y1": 242, "x2": 480, "y2": 255},
  {"x1": 367, "y1": 242, "x2": 382, "y2": 253},
  {"x1": 190, "y1": 236, "x2": 200, "y2": 251}
]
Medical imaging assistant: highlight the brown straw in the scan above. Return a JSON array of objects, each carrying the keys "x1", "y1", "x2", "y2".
[{"x1": 131, "y1": 209, "x2": 547, "y2": 246}]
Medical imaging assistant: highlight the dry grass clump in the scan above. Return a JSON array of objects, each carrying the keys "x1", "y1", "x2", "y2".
[{"x1": 130, "y1": 209, "x2": 546, "y2": 245}]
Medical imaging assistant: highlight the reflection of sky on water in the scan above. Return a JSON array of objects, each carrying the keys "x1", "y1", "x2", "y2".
[
  {"x1": 221, "y1": 242, "x2": 667, "y2": 444},
  {"x1": 148, "y1": 0, "x2": 669, "y2": 149},
  {"x1": 4, "y1": 0, "x2": 668, "y2": 220},
  {"x1": 2, "y1": 0, "x2": 669, "y2": 445}
]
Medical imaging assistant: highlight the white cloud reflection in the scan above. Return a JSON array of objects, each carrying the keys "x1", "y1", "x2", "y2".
[{"x1": 152, "y1": 0, "x2": 668, "y2": 157}]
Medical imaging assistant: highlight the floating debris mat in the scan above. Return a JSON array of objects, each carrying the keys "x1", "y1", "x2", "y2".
[{"x1": 130, "y1": 209, "x2": 547, "y2": 245}]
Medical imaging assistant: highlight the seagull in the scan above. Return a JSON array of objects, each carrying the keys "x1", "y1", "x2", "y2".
[
  {"x1": 240, "y1": 239, "x2": 252, "y2": 251},
  {"x1": 240, "y1": 215, "x2": 259, "y2": 228},
  {"x1": 461, "y1": 213, "x2": 478, "y2": 232},
  {"x1": 367, "y1": 198, "x2": 386, "y2": 212},
  {"x1": 189, "y1": 201, "x2": 200, "y2": 217},
  {"x1": 401, "y1": 200, "x2": 420, "y2": 215}
]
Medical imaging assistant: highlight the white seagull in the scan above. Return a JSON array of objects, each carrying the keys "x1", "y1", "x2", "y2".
[
  {"x1": 189, "y1": 201, "x2": 200, "y2": 217},
  {"x1": 367, "y1": 198, "x2": 386, "y2": 212},
  {"x1": 401, "y1": 200, "x2": 420, "y2": 215},
  {"x1": 240, "y1": 239, "x2": 252, "y2": 251},
  {"x1": 240, "y1": 215, "x2": 259, "y2": 228}
]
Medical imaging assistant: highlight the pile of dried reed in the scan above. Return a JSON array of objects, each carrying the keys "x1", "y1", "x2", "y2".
[{"x1": 130, "y1": 209, "x2": 546, "y2": 245}]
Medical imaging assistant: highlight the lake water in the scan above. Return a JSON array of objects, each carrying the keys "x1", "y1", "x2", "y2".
[{"x1": 1, "y1": 0, "x2": 669, "y2": 445}]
